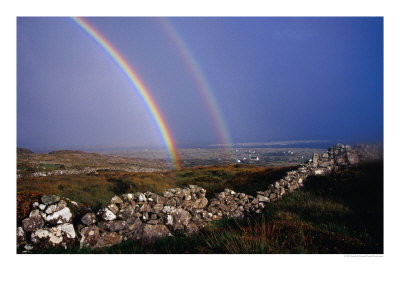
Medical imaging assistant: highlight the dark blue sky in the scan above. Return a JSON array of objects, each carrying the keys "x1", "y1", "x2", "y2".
[{"x1": 17, "y1": 17, "x2": 383, "y2": 150}]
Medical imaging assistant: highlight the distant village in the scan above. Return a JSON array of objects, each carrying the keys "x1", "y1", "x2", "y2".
[{"x1": 233, "y1": 148, "x2": 307, "y2": 165}]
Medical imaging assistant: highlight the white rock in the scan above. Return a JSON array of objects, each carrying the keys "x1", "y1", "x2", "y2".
[
  {"x1": 138, "y1": 194, "x2": 146, "y2": 202},
  {"x1": 29, "y1": 209, "x2": 41, "y2": 218},
  {"x1": 166, "y1": 215, "x2": 173, "y2": 225},
  {"x1": 24, "y1": 244, "x2": 33, "y2": 251},
  {"x1": 58, "y1": 223, "x2": 76, "y2": 239},
  {"x1": 32, "y1": 202, "x2": 39, "y2": 208},
  {"x1": 17, "y1": 226, "x2": 25, "y2": 238},
  {"x1": 102, "y1": 208, "x2": 117, "y2": 221},
  {"x1": 45, "y1": 204, "x2": 56, "y2": 214},
  {"x1": 39, "y1": 204, "x2": 46, "y2": 211},
  {"x1": 46, "y1": 207, "x2": 72, "y2": 224}
]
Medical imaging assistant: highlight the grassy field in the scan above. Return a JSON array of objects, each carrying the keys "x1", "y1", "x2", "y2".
[
  {"x1": 23, "y1": 160, "x2": 383, "y2": 254},
  {"x1": 17, "y1": 164, "x2": 294, "y2": 211}
]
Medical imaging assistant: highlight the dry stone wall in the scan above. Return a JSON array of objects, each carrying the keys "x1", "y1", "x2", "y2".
[{"x1": 17, "y1": 143, "x2": 382, "y2": 252}]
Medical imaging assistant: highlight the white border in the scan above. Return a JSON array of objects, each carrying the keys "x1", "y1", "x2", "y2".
[{"x1": 2, "y1": 1, "x2": 399, "y2": 299}]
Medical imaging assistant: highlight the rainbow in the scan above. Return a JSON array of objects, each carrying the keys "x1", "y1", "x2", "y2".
[
  {"x1": 71, "y1": 17, "x2": 181, "y2": 169},
  {"x1": 159, "y1": 18, "x2": 234, "y2": 157}
]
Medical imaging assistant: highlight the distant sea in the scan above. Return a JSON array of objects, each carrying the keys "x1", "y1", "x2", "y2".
[{"x1": 23, "y1": 140, "x2": 363, "y2": 154}]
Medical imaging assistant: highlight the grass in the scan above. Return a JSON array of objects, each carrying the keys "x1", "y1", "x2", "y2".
[
  {"x1": 17, "y1": 164, "x2": 294, "y2": 211},
  {"x1": 23, "y1": 160, "x2": 383, "y2": 254}
]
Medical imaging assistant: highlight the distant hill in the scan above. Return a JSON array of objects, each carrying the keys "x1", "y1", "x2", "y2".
[
  {"x1": 17, "y1": 148, "x2": 34, "y2": 154},
  {"x1": 48, "y1": 150, "x2": 86, "y2": 155}
]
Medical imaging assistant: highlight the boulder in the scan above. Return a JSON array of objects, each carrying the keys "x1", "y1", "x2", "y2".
[
  {"x1": 41, "y1": 195, "x2": 61, "y2": 205},
  {"x1": 17, "y1": 226, "x2": 26, "y2": 245},
  {"x1": 141, "y1": 224, "x2": 171, "y2": 241},
  {"x1": 101, "y1": 208, "x2": 117, "y2": 221},
  {"x1": 256, "y1": 195, "x2": 270, "y2": 202},
  {"x1": 99, "y1": 220, "x2": 126, "y2": 232},
  {"x1": 94, "y1": 232, "x2": 121, "y2": 248},
  {"x1": 22, "y1": 215, "x2": 44, "y2": 232},
  {"x1": 56, "y1": 200, "x2": 67, "y2": 211},
  {"x1": 80, "y1": 225, "x2": 100, "y2": 248},
  {"x1": 193, "y1": 197, "x2": 208, "y2": 209},
  {"x1": 29, "y1": 209, "x2": 41, "y2": 218},
  {"x1": 137, "y1": 193, "x2": 146, "y2": 202},
  {"x1": 346, "y1": 152, "x2": 359, "y2": 165},
  {"x1": 81, "y1": 212, "x2": 97, "y2": 225},
  {"x1": 171, "y1": 208, "x2": 192, "y2": 230},
  {"x1": 163, "y1": 191, "x2": 174, "y2": 198},
  {"x1": 45, "y1": 204, "x2": 56, "y2": 214},
  {"x1": 110, "y1": 195, "x2": 123, "y2": 204},
  {"x1": 118, "y1": 205, "x2": 135, "y2": 220},
  {"x1": 45, "y1": 207, "x2": 73, "y2": 225},
  {"x1": 31, "y1": 223, "x2": 76, "y2": 248},
  {"x1": 153, "y1": 203, "x2": 164, "y2": 214},
  {"x1": 107, "y1": 203, "x2": 119, "y2": 215},
  {"x1": 140, "y1": 202, "x2": 152, "y2": 213}
]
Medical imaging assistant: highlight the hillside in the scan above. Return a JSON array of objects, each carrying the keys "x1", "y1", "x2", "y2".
[
  {"x1": 17, "y1": 149, "x2": 170, "y2": 178},
  {"x1": 17, "y1": 143, "x2": 383, "y2": 254},
  {"x1": 19, "y1": 160, "x2": 383, "y2": 254}
]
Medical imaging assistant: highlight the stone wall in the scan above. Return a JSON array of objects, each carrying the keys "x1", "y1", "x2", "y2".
[{"x1": 17, "y1": 143, "x2": 382, "y2": 252}]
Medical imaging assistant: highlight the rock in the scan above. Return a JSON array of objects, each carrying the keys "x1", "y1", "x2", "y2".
[
  {"x1": 24, "y1": 244, "x2": 34, "y2": 251},
  {"x1": 80, "y1": 225, "x2": 100, "y2": 248},
  {"x1": 171, "y1": 208, "x2": 192, "y2": 230},
  {"x1": 45, "y1": 204, "x2": 56, "y2": 214},
  {"x1": 185, "y1": 223, "x2": 199, "y2": 234},
  {"x1": 140, "y1": 202, "x2": 152, "y2": 213},
  {"x1": 41, "y1": 195, "x2": 60, "y2": 205},
  {"x1": 165, "y1": 199, "x2": 177, "y2": 207},
  {"x1": 193, "y1": 197, "x2": 208, "y2": 209},
  {"x1": 346, "y1": 152, "x2": 359, "y2": 165},
  {"x1": 110, "y1": 195, "x2": 123, "y2": 204},
  {"x1": 153, "y1": 203, "x2": 164, "y2": 214},
  {"x1": 256, "y1": 195, "x2": 270, "y2": 202},
  {"x1": 311, "y1": 152, "x2": 319, "y2": 167},
  {"x1": 69, "y1": 201, "x2": 79, "y2": 208},
  {"x1": 81, "y1": 212, "x2": 97, "y2": 225},
  {"x1": 107, "y1": 203, "x2": 119, "y2": 215},
  {"x1": 101, "y1": 208, "x2": 117, "y2": 221},
  {"x1": 56, "y1": 200, "x2": 67, "y2": 211},
  {"x1": 181, "y1": 199, "x2": 193, "y2": 209},
  {"x1": 29, "y1": 209, "x2": 41, "y2": 218},
  {"x1": 118, "y1": 205, "x2": 135, "y2": 220},
  {"x1": 137, "y1": 193, "x2": 146, "y2": 202},
  {"x1": 312, "y1": 168, "x2": 326, "y2": 175},
  {"x1": 166, "y1": 215, "x2": 173, "y2": 226},
  {"x1": 45, "y1": 207, "x2": 73, "y2": 225},
  {"x1": 39, "y1": 204, "x2": 46, "y2": 211},
  {"x1": 17, "y1": 226, "x2": 26, "y2": 245},
  {"x1": 22, "y1": 215, "x2": 44, "y2": 232},
  {"x1": 31, "y1": 223, "x2": 76, "y2": 248},
  {"x1": 251, "y1": 199, "x2": 259, "y2": 205},
  {"x1": 163, "y1": 191, "x2": 174, "y2": 198},
  {"x1": 94, "y1": 232, "x2": 121, "y2": 248},
  {"x1": 269, "y1": 193, "x2": 277, "y2": 201},
  {"x1": 99, "y1": 220, "x2": 126, "y2": 232},
  {"x1": 141, "y1": 224, "x2": 171, "y2": 241},
  {"x1": 126, "y1": 218, "x2": 142, "y2": 232}
]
